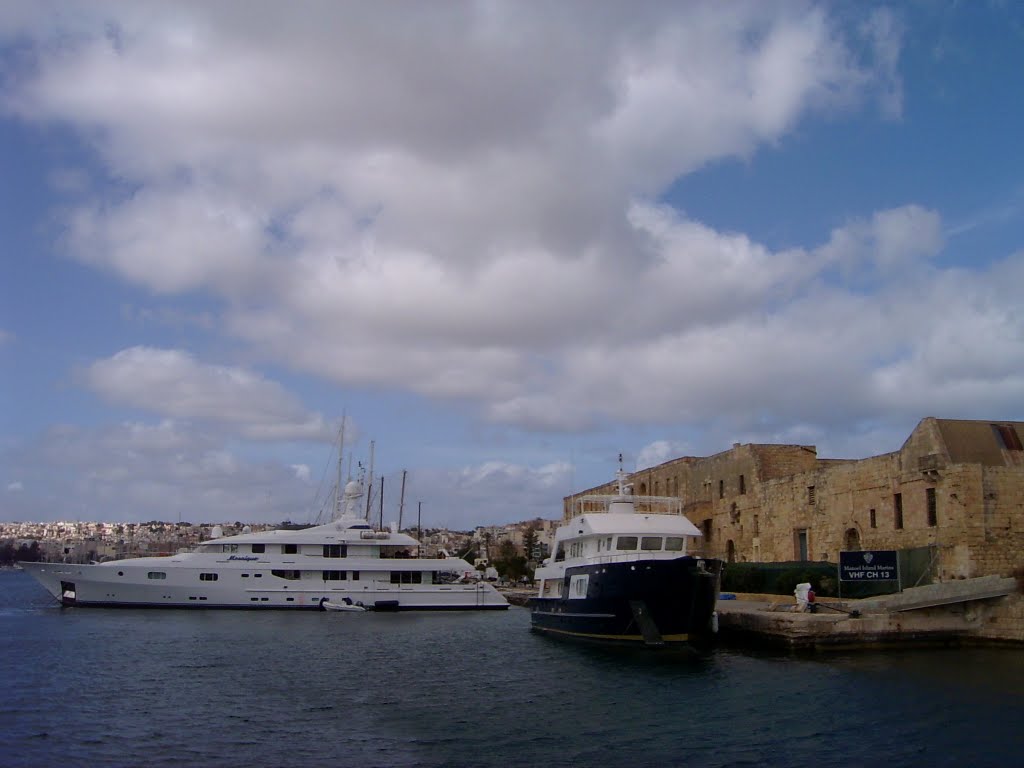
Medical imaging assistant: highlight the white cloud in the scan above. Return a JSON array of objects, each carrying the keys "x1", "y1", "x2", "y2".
[
  {"x1": 818, "y1": 204, "x2": 944, "y2": 275},
  {"x1": 6, "y1": 481, "x2": 23, "y2": 492},
  {"x1": 84, "y1": 347, "x2": 330, "y2": 440},
  {"x1": 3, "y1": 421, "x2": 318, "y2": 523},
  {"x1": 636, "y1": 441, "x2": 690, "y2": 471}
]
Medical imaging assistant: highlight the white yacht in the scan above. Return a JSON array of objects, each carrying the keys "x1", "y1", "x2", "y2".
[
  {"x1": 530, "y1": 457, "x2": 722, "y2": 646},
  {"x1": 21, "y1": 445, "x2": 508, "y2": 612}
]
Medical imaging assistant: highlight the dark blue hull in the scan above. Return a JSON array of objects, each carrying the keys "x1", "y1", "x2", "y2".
[{"x1": 530, "y1": 556, "x2": 723, "y2": 647}]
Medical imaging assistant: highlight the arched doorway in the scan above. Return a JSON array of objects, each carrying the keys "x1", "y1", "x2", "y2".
[
  {"x1": 844, "y1": 527, "x2": 861, "y2": 551},
  {"x1": 726, "y1": 540, "x2": 736, "y2": 564}
]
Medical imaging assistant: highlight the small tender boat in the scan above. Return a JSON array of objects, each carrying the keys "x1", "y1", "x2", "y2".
[
  {"x1": 530, "y1": 456, "x2": 722, "y2": 648},
  {"x1": 320, "y1": 597, "x2": 367, "y2": 612}
]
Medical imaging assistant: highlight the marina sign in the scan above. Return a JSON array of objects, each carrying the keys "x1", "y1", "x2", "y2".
[{"x1": 839, "y1": 550, "x2": 898, "y2": 582}]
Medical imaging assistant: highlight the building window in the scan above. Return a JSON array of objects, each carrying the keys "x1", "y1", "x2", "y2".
[
  {"x1": 323, "y1": 544, "x2": 345, "y2": 558},
  {"x1": 282, "y1": 544, "x2": 298, "y2": 555},
  {"x1": 702, "y1": 519, "x2": 713, "y2": 542},
  {"x1": 199, "y1": 573, "x2": 218, "y2": 581},
  {"x1": 894, "y1": 493, "x2": 904, "y2": 529},
  {"x1": 251, "y1": 544, "x2": 265, "y2": 554},
  {"x1": 719, "y1": 480, "x2": 724, "y2": 499},
  {"x1": 807, "y1": 486, "x2": 816, "y2": 505},
  {"x1": 926, "y1": 488, "x2": 937, "y2": 527},
  {"x1": 739, "y1": 475, "x2": 746, "y2": 495},
  {"x1": 869, "y1": 508, "x2": 877, "y2": 528},
  {"x1": 992, "y1": 424, "x2": 1023, "y2": 451}
]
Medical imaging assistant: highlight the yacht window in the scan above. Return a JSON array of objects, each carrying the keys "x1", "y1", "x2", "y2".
[
  {"x1": 254, "y1": 573, "x2": 263, "y2": 578},
  {"x1": 606, "y1": 537, "x2": 612, "y2": 550},
  {"x1": 222, "y1": 544, "x2": 238, "y2": 553},
  {"x1": 282, "y1": 544, "x2": 298, "y2": 555},
  {"x1": 271, "y1": 569, "x2": 301, "y2": 580},
  {"x1": 665, "y1": 537, "x2": 684, "y2": 551},
  {"x1": 251, "y1": 544, "x2": 265, "y2": 554},
  {"x1": 147, "y1": 572, "x2": 167, "y2": 580},
  {"x1": 323, "y1": 544, "x2": 346, "y2": 558},
  {"x1": 351, "y1": 571, "x2": 360, "y2": 581},
  {"x1": 322, "y1": 570, "x2": 346, "y2": 581},
  {"x1": 641, "y1": 537, "x2": 662, "y2": 551},
  {"x1": 390, "y1": 572, "x2": 423, "y2": 584},
  {"x1": 616, "y1": 536, "x2": 638, "y2": 550},
  {"x1": 554, "y1": 544, "x2": 565, "y2": 562},
  {"x1": 241, "y1": 573, "x2": 249, "y2": 578},
  {"x1": 199, "y1": 572, "x2": 218, "y2": 581}
]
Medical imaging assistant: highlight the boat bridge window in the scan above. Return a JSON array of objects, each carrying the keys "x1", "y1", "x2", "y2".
[
  {"x1": 251, "y1": 544, "x2": 265, "y2": 554},
  {"x1": 665, "y1": 537, "x2": 684, "y2": 551},
  {"x1": 147, "y1": 572, "x2": 167, "y2": 580},
  {"x1": 323, "y1": 544, "x2": 346, "y2": 558},
  {"x1": 199, "y1": 573, "x2": 218, "y2": 581},
  {"x1": 554, "y1": 544, "x2": 565, "y2": 562},
  {"x1": 271, "y1": 569, "x2": 301, "y2": 580},
  {"x1": 282, "y1": 544, "x2": 298, "y2": 555},
  {"x1": 616, "y1": 536, "x2": 638, "y2": 550},
  {"x1": 390, "y1": 572, "x2": 423, "y2": 584},
  {"x1": 641, "y1": 537, "x2": 662, "y2": 551},
  {"x1": 322, "y1": 570, "x2": 347, "y2": 581}
]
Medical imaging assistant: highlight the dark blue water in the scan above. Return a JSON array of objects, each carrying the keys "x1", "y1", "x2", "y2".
[{"x1": 2, "y1": 570, "x2": 1023, "y2": 768}]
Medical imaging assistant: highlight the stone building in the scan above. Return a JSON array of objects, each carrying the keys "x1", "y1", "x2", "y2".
[{"x1": 564, "y1": 418, "x2": 1024, "y2": 581}]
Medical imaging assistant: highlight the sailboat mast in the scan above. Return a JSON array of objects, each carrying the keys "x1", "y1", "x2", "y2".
[
  {"x1": 398, "y1": 470, "x2": 407, "y2": 529},
  {"x1": 334, "y1": 415, "x2": 346, "y2": 520},
  {"x1": 364, "y1": 440, "x2": 376, "y2": 520}
]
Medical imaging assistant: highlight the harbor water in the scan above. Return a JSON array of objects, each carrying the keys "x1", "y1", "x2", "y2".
[{"x1": 2, "y1": 569, "x2": 1023, "y2": 768}]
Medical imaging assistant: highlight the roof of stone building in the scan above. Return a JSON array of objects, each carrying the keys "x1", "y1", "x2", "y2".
[{"x1": 934, "y1": 418, "x2": 1024, "y2": 467}]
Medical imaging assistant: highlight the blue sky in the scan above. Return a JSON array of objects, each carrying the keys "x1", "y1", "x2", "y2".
[{"x1": 2, "y1": 1, "x2": 1023, "y2": 527}]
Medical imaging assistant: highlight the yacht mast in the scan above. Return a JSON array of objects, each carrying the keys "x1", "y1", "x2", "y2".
[{"x1": 333, "y1": 415, "x2": 346, "y2": 521}]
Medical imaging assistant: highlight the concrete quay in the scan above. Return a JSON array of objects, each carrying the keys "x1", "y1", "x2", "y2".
[{"x1": 717, "y1": 576, "x2": 1022, "y2": 651}]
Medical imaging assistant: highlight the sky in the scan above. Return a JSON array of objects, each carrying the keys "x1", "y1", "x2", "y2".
[{"x1": 2, "y1": 1, "x2": 1023, "y2": 529}]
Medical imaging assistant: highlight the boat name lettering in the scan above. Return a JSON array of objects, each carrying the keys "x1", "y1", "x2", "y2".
[{"x1": 227, "y1": 555, "x2": 260, "y2": 561}]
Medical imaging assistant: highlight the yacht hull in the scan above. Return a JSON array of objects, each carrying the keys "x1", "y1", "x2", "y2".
[
  {"x1": 529, "y1": 556, "x2": 722, "y2": 647},
  {"x1": 19, "y1": 561, "x2": 509, "y2": 611}
]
